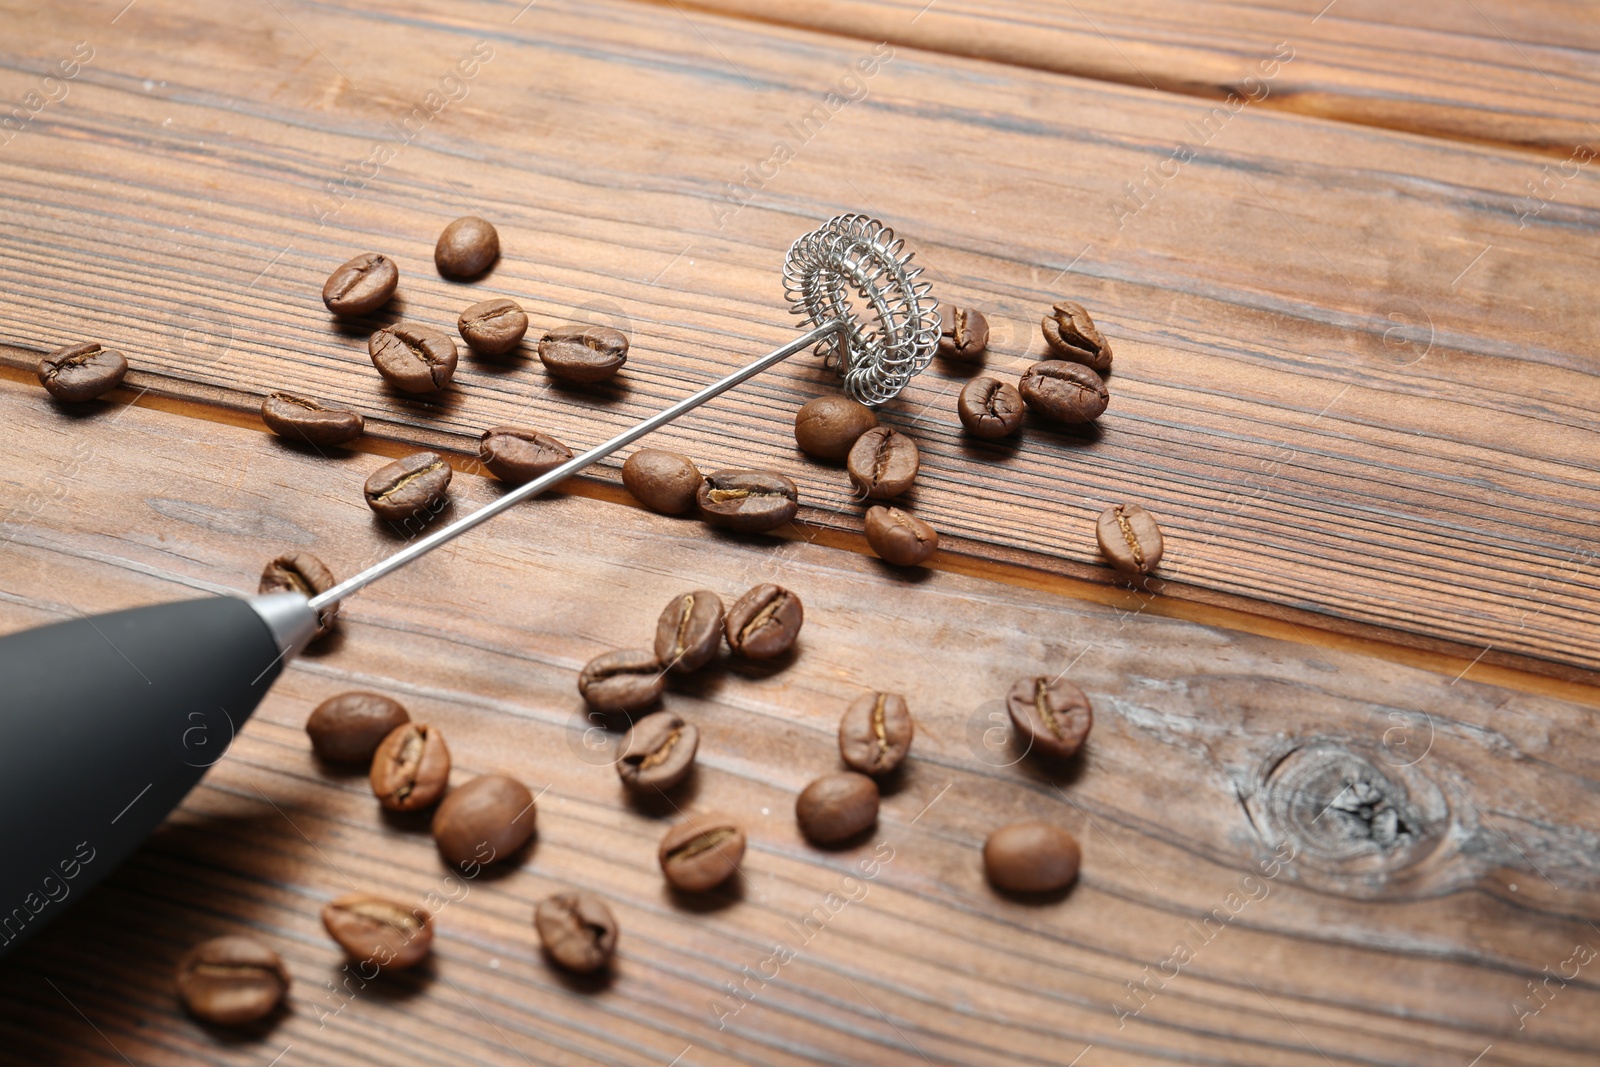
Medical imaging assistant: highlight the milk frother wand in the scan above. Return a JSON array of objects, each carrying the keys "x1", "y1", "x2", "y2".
[{"x1": 0, "y1": 214, "x2": 939, "y2": 954}]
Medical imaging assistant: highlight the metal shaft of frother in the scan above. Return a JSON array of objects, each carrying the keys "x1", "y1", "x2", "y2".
[{"x1": 308, "y1": 320, "x2": 844, "y2": 613}]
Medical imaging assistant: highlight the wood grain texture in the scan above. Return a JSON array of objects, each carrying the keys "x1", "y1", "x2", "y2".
[
  {"x1": 2, "y1": 380, "x2": 1599, "y2": 1065},
  {"x1": 678, "y1": 0, "x2": 1600, "y2": 154},
  {"x1": 0, "y1": 0, "x2": 1596, "y2": 687}
]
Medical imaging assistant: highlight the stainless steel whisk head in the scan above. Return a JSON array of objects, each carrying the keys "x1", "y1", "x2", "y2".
[{"x1": 783, "y1": 214, "x2": 941, "y2": 406}]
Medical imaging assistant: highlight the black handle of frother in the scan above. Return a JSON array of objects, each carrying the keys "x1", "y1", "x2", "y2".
[{"x1": 0, "y1": 596, "x2": 288, "y2": 956}]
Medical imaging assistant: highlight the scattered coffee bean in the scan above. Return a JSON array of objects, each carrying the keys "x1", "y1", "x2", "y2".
[
  {"x1": 724, "y1": 584, "x2": 803, "y2": 659},
  {"x1": 37, "y1": 342, "x2": 127, "y2": 402},
  {"x1": 478, "y1": 426, "x2": 573, "y2": 484},
  {"x1": 617, "y1": 711, "x2": 698, "y2": 792},
  {"x1": 938, "y1": 306, "x2": 989, "y2": 360},
  {"x1": 984, "y1": 821, "x2": 1081, "y2": 893},
  {"x1": 259, "y1": 551, "x2": 338, "y2": 639},
  {"x1": 1096, "y1": 503, "x2": 1164, "y2": 576},
  {"x1": 306, "y1": 692, "x2": 410, "y2": 764},
  {"x1": 435, "y1": 215, "x2": 500, "y2": 278},
  {"x1": 794, "y1": 395, "x2": 879, "y2": 461},
  {"x1": 697, "y1": 469, "x2": 798, "y2": 533},
  {"x1": 957, "y1": 376, "x2": 1024, "y2": 440},
  {"x1": 321, "y1": 253, "x2": 398, "y2": 316},
  {"x1": 1018, "y1": 360, "x2": 1108, "y2": 423},
  {"x1": 578, "y1": 649, "x2": 665, "y2": 715},
  {"x1": 658, "y1": 813, "x2": 745, "y2": 892},
  {"x1": 321, "y1": 894, "x2": 433, "y2": 969},
  {"x1": 261, "y1": 392, "x2": 364, "y2": 447},
  {"x1": 539, "y1": 325, "x2": 628, "y2": 383},
  {"x1": 846, "y1": 426, "x2": 919, "y2": 499},
  {"x1": 174, "y1": 936, "x2": 290, "y2": 1026},
  {"x1": 535, "y1": 892, "x2": 618, "y2": 973},
  {"x1": 838, "y1": 692, "x2": 913, "y2": 776},
  {"x1": 863, "y1": 506, "x2": 938, "y2": 567},
  {"x1": 365, "y1": 451, "x2": 452, "y2": 522},
  {"x1": 654, "y1": 590, "x2": 724, "y2": 673},
  {"x1": 622, "y1": 449, "x2": 703, "y2": 515},
  {"x1": 458, "y1": 298, "x2": 528, "y2": 355},
  {"x1": 370, "y1": 722, "x2": 451, "y2": 812},
  {"x1": 432, "y1": 774, "x2": 537, "y2": 869},
  {"x1": 1006, "y1": 676, "x2": 1092, "y2": 760},
  {"x1": 1041, "y1": 300, "x2": 1112, "y2": 371},
  {"x1": 369, "y1": 323, "x2": 459, "y2": 394},
  {"x1": 796, "y1": 772, "x2": 879, "y2": 845}
]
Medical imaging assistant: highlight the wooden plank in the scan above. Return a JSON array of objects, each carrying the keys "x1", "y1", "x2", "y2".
[
  {"x1": 678, "y1": 0, "x2": 1600, "y2": 155},
  {"x1": 0, "y1": 0, "x2": 1596, "y2": 687},
  {"x1": 1, "y1": 379, "x2": 1598, "y2": 1064}
]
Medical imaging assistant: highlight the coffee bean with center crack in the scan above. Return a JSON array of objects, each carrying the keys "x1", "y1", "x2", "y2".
[
  {"x1": 654, "y1": 590, "x2": 724, "y2": 673},
  {"x1": 259, "y1": 551, "x2": 339, "y2": 639},
  {"x1": 174, "y1": 936, "x2": 290, "y2": 1025},
  {"x1": 435, "y1": 216, "x2": 500, "y2": 279},
  {"x1": 322, "y1": 894, "x2": 433, "y2": 969},
  {"x1": 38, "y1": 342, "x2": 127, "y2": 402},
  {"x1": 458, "y1": 298, "x2": 528, "y2": 354},
  {"x1": 1019, "y1": 360, "x2": 1108, "y2": 423},
  {"x1": 261, "y1": 392, "x2": 364, "y2": 446},
  {"x1": 369, "y1": 323, "x2": 459, "y2": 393},
  {"x1": 578, "y1": 649, "x2": 665, "y2": 715},
  {"x1": 838, "y1": 691, "x2": 914, "y2": 776},
  {"x1": 1096, "y1": 503, "x2": 1164, "y2": 575},
  {"x1": 658, "y1": 813, "x2": 744, "y2": 892},
  {"x1": 724, "y1": 584, "x2": 802, "y2": 659},
  {"x1": 863, "y1": 505, "x2": 938, "y2": 567},
  {"x1": 478, "y1": 426, "x2": 573, "y2": 484},
  {"x1": 697, "y1": 470, "x2": 798, "y2": 533},
  {"x1": 617, "y1": 710, "x2": 698, "y2": 792},
  {"x1": 1006, "y1": 676, "x2": 1092, "y2": 760},
  {"x1": 370, "y1": 722, "x2": 451, "y2": 812},
  {"x1": 938, "y1": 307, "x2": 989, "y2": 360},
  {"x1": 364, "y1": 452, "x2": 452, "y2": 522},
  {"x1": 535, "y1": 892, "x2": 618, "y2": 973},
  {"x1": 846, "y1": 426, "x2": 919, "y2": 499},
  {"x1": 539, "y1": 325, "x2": 628, "y2": 383},
  {"x1": 322, "y1": 253, "x2": 398, "y2": 316},
  {"x1": 1041, "y1": 300, "x2": 1112, "y2": 371},
  {"x1": 957, "y1": 377, "x2": 1024, "y2": 439}
]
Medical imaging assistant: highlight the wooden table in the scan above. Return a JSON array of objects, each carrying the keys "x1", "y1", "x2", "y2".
[{"x1": 1, "y1": 1, "x2": 1596, "y2": 1064}]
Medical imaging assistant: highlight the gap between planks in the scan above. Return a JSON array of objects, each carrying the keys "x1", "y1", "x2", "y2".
[{"x1": 6, "y1": 360, "x2": 1597, "y2": 712}]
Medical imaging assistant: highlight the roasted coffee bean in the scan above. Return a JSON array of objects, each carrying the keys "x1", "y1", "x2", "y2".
[
  {"x1": 369, "y1": 323, "x2": 459, "y2": 393},
  {"x1": 432, "y1": 774, "x2": 537, "y2": 868},
  {"x1": 261, "y1": 392, "x2": 364, "y2": 446},
  {"x1": 370, "y1": 722, "x2": 451, "y2": 811},
  {"x1": 259, "y1": 551, "x2": 338, "y2": 639},
  {"x1": 37, "y1": 342, "x2": 127, "y2": 402},
  {"x1": 793, "y1": 395, "x2": 879, "y2": 461},
  {"x1": 622, "y1": 449, "x2": 703, "y2": 515},
  {"x1": 535, "y1": 892, "x2": 618, "y2": 973},
  {"x1": 697, "y1": 469, "x2": 798, "y2": 533},
  {"x1": 364, "y1": 451, "x2": 452, "y2": 522},
  {"x1": 796, "y1": 772, "x2": 879, "y2": 845},
  {"x1": 838, "y1": 692, "x2": 913, "y2": 776},
  {"x1": 1018, "y1": 360, "x2": 1108, "y2": 424},
  {"x1": 578, "y1": 649, "x2": 665, "y2": 715},
  {"x1": 863, "y1": 506, "x2": 938, "y2": 567},
  {"x1": 1041, "y1": 300, "x2": 1112, "y2": 371},
  {"x1": 1006, "y1": 676, "x2": 1093, "y2": 760},
  {"x1": 174, "y1": 936, "x2": 290, "y2": 1026},
  {"x1": 957, "y1": 376, "x2": 1024, "y2": 440},
  {"x1": 658, "y1": 812, "x2": 745, "y2": 892},
  {"x1": 458, "y1": 298, "x2": 528, "y2": 354},
  {"x1": 539, "y1": 325, "x2": 628, "y2": 383},
  {"x1": 724, "y1": 584, "x2": 802, "y2": 659},
  {"x1": 1096, "y1": 503, "x2": 1164, "y2": 576},
  {"x1": 846, "y1": 426, "x2": 919, "y2": 499},
  {"x1": 322, "y1": 253, "x2": 398, "y2": 316},
  {"x1": 478, "y1": 425, "x2": 573, "y2": 484},
  {"x1": 984, "y1": 821, "x2": 1081, "y2": 893},
  {"x1": 435, "y1": 215, "x2": 500, "y2": 278},
  {"x1": 306, "y1": 692, "x2": 410, "y2": 764},
  {"x1": 617, "y1": 711, "x2": 698, "y2": 792},
  {"x1": 654, "y1": 590, "x2": 724, "y2": 673},
  {"x1": 321, "y1": 894, "x2": 433, "y2": 969},
  {"x1": 938, "y1": 306, "x2": 989, "y2": 360}
]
